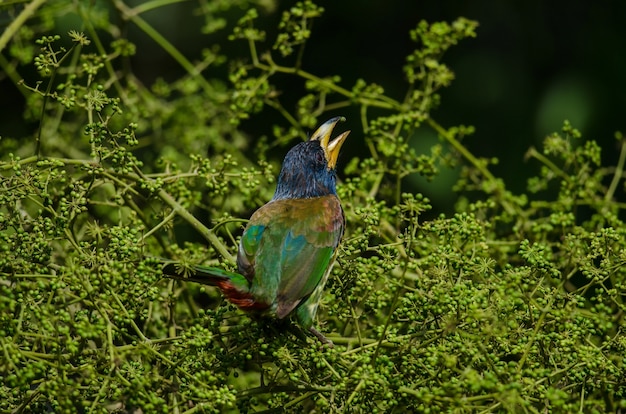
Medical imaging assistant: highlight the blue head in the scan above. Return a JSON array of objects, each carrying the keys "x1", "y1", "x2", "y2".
[{"x1": 273, "y1": 117, "x2": 350, "y2": 200}]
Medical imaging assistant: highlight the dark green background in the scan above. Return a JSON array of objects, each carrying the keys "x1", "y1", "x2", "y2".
[{"x1": 2, "y1": 1, "x2": 624, "y2": 208}]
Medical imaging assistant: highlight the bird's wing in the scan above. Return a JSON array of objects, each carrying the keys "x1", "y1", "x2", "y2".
[{"x1": 238, "y1": 195, "x2": 344, "y2": 318}]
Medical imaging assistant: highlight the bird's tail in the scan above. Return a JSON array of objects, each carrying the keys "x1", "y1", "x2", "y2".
[
  {"x1": 162, "y1": 261, "x2": 242, "y2": 285},
  {"x1": 162, "y1": 261, "x2": 258, "y2": 309}
]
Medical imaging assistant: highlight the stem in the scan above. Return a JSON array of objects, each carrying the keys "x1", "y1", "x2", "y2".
[
  {"x1": 0, "y1": 53, "x2": 28, "y2": 99},
  {"x1": 248, "y1": 37, "x2": 259, "y2": 66},
  {"x1": 526, "y1": 146, "x2": 570, "y2": 181},
  {"x1": 427, "y1": 117, "x2": 495, "y2": 182},
  {"x1": 516, "y1": 294, "x2": 555, "y2": 374},
  {"x1": 605, "y1": 136, "x2": 626, "y2": 202},
  {"x1": 157, "y1": 188, "x2": 236, "y2": 263},
  {"x1": 370, "y1": 220, "x2": 420, "y2": 361},
  {"x1": 130, "y1": 0, "x2": 188, "y2": 15},
  {"x1": 76, "y1": 4, "x2": 130, "y2": 106},
  {"x1": 127, "y1": 157, "x2": 237, "y2": 263},
  {"x1": 428, "y1": 117, "x2": 517, "y2": 216},
  {"x1": 35, "y1": 56, "x2": 56, "y2": 159},
  {"x1": 259, "y1": 54, "x2": 399, "y2": 110},
  {"x1": 140, "y1": 208, "x2": 176, "y2": 243},
  {"x1": 112, "y1": 0, "x2": 215, "y2": 96},
  {"x1": 0, "y1": 0, "x2": 47, "y2": 53}
]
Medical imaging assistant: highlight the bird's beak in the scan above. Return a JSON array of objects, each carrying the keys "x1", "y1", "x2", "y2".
[{"x1": 310, "y1": 116, "x2": 350, "y2": 169}]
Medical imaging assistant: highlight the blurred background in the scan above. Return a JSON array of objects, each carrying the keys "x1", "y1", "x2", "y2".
[{"x1": 1, "y1": 0, "x2": 625, "y2": 211}]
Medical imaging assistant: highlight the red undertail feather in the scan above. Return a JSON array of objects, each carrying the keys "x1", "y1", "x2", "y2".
[{"x1": 213, "y1": 279, "x2": 270, "y2": 312}]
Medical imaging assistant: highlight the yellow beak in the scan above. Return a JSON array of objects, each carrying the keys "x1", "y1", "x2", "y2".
[{"x1": 310, "y1": 117, "x2": 350, "y2": 169}]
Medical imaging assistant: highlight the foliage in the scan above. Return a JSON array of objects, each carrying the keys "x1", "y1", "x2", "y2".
[{"x1": 1, "y1": 1, "x2": 625, "y2": 413}]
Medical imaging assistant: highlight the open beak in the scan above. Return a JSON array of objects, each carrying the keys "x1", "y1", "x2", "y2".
[{"x1": 310, "y1": 116, "x2": 350, "y2": 169}]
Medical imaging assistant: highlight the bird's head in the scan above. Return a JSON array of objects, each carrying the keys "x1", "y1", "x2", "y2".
[{"x1": 273, "y1": 117, "x2": 350, "y2": 200}]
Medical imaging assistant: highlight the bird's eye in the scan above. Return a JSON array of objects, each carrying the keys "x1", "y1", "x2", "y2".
[{"x1": 316, "y1": 150, "x2": 325, "y2": 164}]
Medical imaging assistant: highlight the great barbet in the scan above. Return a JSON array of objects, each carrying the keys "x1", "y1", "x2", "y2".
[{"x1": 164, "y1": 117, "x2": 349, "y2": 345}]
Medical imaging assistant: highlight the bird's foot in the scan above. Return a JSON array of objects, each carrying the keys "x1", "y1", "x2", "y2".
[{"x1": 309, "y1": 326, "x2": 334, "y2": 348}]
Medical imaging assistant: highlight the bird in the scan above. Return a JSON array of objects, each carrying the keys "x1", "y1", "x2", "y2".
[{"x1": 163, "y1": 117, "x2": 350, "y2": 346}]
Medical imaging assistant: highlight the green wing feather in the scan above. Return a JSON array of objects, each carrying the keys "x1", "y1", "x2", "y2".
[{"x1": 238, "y1": 195, "x2": 344, "y2": 322}]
